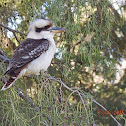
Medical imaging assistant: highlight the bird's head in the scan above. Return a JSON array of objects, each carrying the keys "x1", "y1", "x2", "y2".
[{"x1": 27, "y1": 19, "x2": 65, "y2": 39}]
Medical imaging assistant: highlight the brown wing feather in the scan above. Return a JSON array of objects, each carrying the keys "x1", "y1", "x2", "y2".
[{"x1": 5, "y1": 38, "x2": 49, "y2": 76}]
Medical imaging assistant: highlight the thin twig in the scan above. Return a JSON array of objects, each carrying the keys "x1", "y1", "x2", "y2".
[
  {"x1": 0, "y1": 49, "x2": 5, "y2": 56},
  {"x1": 0, "y1": 54, "x2": 10, "y2": 63},
  {"x1": 0, "y1": 49, "x2": 10, "y2": 62},
  {"x1": 15, "y1": 85, "x2": 40, "y2": 112},
  {"x1": 13, "y1": 32, "x2": 21, "y2": 43},
  {"x1": 76, "y1": 90, "x2": 90, "y2": 125},
  {"x1": 15, "y1": 85, "x2": 52, "y2": 126},
  {"x1": 9, "y1": 91, "x2": 21, "y2": 126},
  {"x1": 92, "y1": 99, "x2": 122, "y2": 126},
  {"x1": 44, "y1": 74, "x2": 122, "y2": 126},
  {"x1": 0, "y1": 22, "x2": 26, "y2": 44},
  {"x1": 0, "y1": 22, "x2": 27, "y2": 36},
  {"x1": 66, "y1": 89, "x2": 90, "y2": 125}
]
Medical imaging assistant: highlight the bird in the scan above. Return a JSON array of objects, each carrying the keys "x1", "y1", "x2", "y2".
[{"x1": 1, "y1": 19, "x2": 65, "y2": 90}]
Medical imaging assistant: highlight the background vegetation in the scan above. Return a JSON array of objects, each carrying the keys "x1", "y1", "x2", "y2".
[{"x1": 0, "y1": 0, "x2": 126, "y2": 125}]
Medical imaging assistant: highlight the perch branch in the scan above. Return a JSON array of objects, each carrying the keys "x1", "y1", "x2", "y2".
[
  {"x1": 43, "y1": 74, "x2": 73, "y2": 92},
  {"x1": 44, "y1": 74, "x2": 122, "y2": 126}
]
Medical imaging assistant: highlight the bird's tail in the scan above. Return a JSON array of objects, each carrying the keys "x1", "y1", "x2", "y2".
[{"x1": 1, "y1": 76, "x2": 17, "y2": 90}]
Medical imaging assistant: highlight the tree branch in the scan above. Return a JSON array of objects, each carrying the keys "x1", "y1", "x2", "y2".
[
  {"x1": 0, "y1": 53, "x2": 10, "y2": 63},
  {"x1": 44, "y1": 74, "x2": 122, "y2": 126},
  {"x1": 93, "y1": 99, "x2": 122, "y2": 126},
  {"x1": 0, "y1": 22, "x2": 27, "y2": 36},
  {"x1": 13, "y1": 32, "x2": 21, "y2": 43}
]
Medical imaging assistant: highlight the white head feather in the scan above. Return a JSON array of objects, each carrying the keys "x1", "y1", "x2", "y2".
[{"x1": 27, "y1": 19, "x2": 55, "y2": 39}]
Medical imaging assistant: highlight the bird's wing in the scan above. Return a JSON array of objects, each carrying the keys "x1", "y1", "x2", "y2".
[{"x1": 5, "y1": 38, "x2": 49, "y2": 76}]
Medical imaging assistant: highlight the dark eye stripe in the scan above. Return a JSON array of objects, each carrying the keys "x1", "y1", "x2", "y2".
[
  {"x1": 35, "y1": 25, "x2": 51, "y2": 32},
  {"x1": 44, "y1": 25, "x2": 51, "y2": 29}
]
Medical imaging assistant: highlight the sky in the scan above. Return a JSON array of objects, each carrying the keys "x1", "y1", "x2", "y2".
[{"x1": 110, "y1": 0, "x2": 125, "y2": 14}]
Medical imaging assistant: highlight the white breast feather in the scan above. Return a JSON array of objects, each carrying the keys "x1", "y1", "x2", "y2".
[{"x1": 19, "y1": 38, "x2": 56, "y2": 77}]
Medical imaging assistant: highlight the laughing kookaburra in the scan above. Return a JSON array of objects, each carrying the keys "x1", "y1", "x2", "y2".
[{"x1": 1, "y1": 19, "x2": 65, "y2": 90}]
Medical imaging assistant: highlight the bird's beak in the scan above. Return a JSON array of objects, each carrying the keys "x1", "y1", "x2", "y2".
[{"x1": 49, "y1": 27, "x2": 65, "y2": 33}]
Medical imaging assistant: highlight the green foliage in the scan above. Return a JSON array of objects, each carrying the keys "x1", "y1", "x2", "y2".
[
  {"x1": 0, "y1": 75, "x2": 95, "y2": 126},
  {"x1": 0, "y1": 0, "x2": 126, "y2": 125}
]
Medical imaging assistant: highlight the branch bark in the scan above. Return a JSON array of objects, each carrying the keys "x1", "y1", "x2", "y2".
[
  {"x1": 0, "y1": 22, "x2": 27, "y2": 36},
  {"x1": 0, "y1": 49, "x2": 10, "y2": 63}
]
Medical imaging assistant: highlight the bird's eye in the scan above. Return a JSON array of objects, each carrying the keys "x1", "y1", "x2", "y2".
[
  {"x1": 35, "y1": 25, "x2": 51, "y2": 32},
  {"x1": 43, "y1": 25, "x2": 51, "y2": 29}
]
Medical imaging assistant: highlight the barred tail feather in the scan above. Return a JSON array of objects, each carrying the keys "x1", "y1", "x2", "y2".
[{"x1": 1, "y1": 76, "x2": 17, "y2": 91}]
